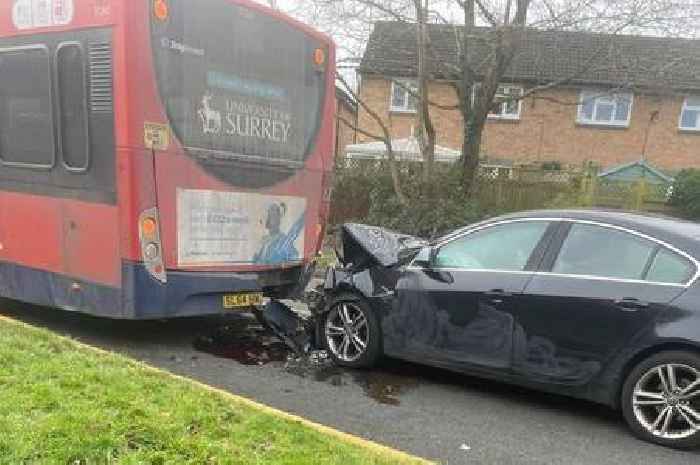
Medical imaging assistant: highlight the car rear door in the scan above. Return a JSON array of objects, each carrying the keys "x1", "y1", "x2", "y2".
[
  {"x1": 509, "y1": 221, "x2": 694, "y2": 386},
  {"x1": 384, "y1": 220, "x2": 557, "y2": 373}
]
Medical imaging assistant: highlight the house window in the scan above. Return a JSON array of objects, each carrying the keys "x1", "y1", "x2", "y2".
[
  {"x1": 488, "y1": 85, "x2": 523, "y2": 119},
  {"x1": 577, "y1": 90, "x2": 633, "y2": 127},
  {"x1": 679, "y1": 97, "x2": 700, "y2": 131},
  {"x1": 390, "y1": 80, "x2": 417, "y2": 113}
]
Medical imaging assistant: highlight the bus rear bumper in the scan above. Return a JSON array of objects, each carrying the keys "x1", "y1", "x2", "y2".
[{"x1": 122, "y1": 261, "x2": 313, "y2": 320}]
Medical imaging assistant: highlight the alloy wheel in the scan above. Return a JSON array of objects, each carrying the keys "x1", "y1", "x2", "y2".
[
  {"x1": 324, "y1": 302, "x2": 370, "y2": 363},
  {"x1": 632, "y1": 363, "x2": 700, "y2": 440}
]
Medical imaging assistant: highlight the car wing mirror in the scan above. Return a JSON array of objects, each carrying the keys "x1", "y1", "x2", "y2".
[
  {"x1": 424, "y1": 268, "x2": 454, "y2": 284},
  {"x1": 411, "y1": 247, "x2": 454, "y2": 284},
  {"x1": 410, "y1": 247, "x2": 433, "y2": 269}
]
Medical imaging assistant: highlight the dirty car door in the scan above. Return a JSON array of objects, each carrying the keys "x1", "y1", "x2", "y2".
[
  {"x1": 510, "y1": 222, "x2": 692, "y2": 386},
  {"x1": 382, "y1": 220, "x2": 555, "y2": 373}
]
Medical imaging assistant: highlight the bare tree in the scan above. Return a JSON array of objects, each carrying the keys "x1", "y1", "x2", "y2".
[
  {"x1": 455, "y1": 0, "x2": 532, "y2": 192},
  {"x1": 449, "y1": 0, "x2": 699, "y2": 191},
  {"x1": 415, "y1": 0, "x2": 437, "y2": 181},
  {"x1": 285, "y1": 0, "x2": 442, "y2": 178},
  {"x1": 336, "y1": 73, "x2": 408, "y2": 204}
]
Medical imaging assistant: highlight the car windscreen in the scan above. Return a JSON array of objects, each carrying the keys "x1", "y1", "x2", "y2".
[{"x1": 150, "y1": 0, "x2": 327, "y2": 167}]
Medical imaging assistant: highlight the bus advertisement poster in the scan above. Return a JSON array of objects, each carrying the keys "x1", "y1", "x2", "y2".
[{"x1": 177, "y1": 189, "x2": 306, "y2": 267}]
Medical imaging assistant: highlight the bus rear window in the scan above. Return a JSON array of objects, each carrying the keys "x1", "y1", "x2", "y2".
[
  {"x1": 150, "y1": 0, "x2": 327, "y2": 167},
  {"x1": 0, "y1": 46, "x2": 54, "y2": 168}
]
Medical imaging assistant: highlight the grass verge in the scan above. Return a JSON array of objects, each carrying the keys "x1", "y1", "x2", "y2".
[{"x1": 0, "y1": 317, "x2": 429, "y2": 465}]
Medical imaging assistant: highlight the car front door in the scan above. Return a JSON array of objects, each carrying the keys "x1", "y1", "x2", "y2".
[
  {"x1": 383, "y1": 220, "x2": 556, "y2": 374},
  {"x1": 509, "y1": 221, "x2": 695, "y2": 386}
]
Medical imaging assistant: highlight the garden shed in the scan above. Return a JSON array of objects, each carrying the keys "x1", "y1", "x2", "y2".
[{"x1": 598, "y1": 159, "x2": 674, "y2": 185}]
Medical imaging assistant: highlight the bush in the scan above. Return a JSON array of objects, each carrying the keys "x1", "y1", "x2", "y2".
[
  {"x1": 364, "y1": 167, "x2": 481, "y2": 238},
  {"x1": 669, "y1": 169, "x2": 700, "y2": 219},
  {"x1": 331, "y1": 162, "x2": 481, "y2": 238}
]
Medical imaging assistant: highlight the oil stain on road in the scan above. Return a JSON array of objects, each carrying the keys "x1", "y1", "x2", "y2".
[{"x1": 193, "y1": 318, "x2": 420, "y2": 406}]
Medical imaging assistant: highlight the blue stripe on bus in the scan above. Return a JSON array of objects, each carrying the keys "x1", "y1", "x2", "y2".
[{"x1": 0, "y1": 260, "x2": 305, "y2": 319}]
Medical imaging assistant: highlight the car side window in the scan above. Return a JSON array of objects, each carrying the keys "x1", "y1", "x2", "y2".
[
  {"x1": 646, "y1": 248, "x2": 695, "y2": 284},
  {"x1": 435, "y1": 221, "x2": 550, "y2": 271},
  {"x1": 552, "y1": 223, "x2": 655, "y2": 280}
]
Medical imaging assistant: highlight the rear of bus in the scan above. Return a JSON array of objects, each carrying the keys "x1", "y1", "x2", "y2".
[{"x1": 123, "y1": 0, "x2": 335, "y2": 318}]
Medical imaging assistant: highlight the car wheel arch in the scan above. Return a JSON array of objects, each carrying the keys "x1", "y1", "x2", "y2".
[
  {"x1": 614, "y1": 340, "x2": 700, "y2": 409},
  {"x1": 322, "y1": 288, "x2": 364, "y2": 310}
]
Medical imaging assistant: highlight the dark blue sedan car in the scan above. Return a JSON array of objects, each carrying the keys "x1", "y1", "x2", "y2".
[{"x1": 318, "y1": 210, "x2": 700, "y2": 449}]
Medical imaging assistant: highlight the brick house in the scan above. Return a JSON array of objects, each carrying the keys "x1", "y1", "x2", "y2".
[{"x1": 357, "y1": 22, "x2": 700, "y2": 172}]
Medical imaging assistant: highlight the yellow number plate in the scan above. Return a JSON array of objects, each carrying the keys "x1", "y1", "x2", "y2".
[{"x1": 223, "y1": 292, "x2": 264, "y2": 309}]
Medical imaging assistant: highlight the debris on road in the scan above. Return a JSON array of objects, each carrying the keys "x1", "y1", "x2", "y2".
[
  {"x1": 255, "y1": 300, "x2": 313, "y2": 356},
  {"x1": 191, "y1": 303, "x2": 421, "y2": 406},
  {"x1": 285, "y1": 349, "x2": 337, "y2": 380}
]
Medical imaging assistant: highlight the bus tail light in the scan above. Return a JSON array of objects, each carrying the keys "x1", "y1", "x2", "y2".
[
  {"x1": 139, "y1": 208, "x2": 166, "y2": 283},
  {"x1": 313, "y1": 48, "x2": 326, "y2": 67},
  {"x1": 154, "y1": 0, "x2": 169, "y2": 21},
  {"x1": 314, "y1": 222, "x2": 325, "y2": 253}
]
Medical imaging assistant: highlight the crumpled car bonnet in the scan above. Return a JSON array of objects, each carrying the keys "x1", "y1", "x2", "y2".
[{"x1": 336, "y1": 223, "x2": 428, "y2": 268}]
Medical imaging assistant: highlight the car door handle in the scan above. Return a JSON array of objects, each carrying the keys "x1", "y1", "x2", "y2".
[
  {"x1": 485, "y1": 289, "x2": 511, "y2": 304},
  {"x1": 615, "y1": 298, "x2": 649, "y2": 311},
  {"x1": 485, "y1": 289, "x2": 511, "y2": 297}
]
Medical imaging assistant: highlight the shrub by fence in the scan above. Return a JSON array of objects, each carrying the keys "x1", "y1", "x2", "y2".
[
  {"x1": 330, "y1": 160, "x2": 678, "y2": 237},
  {"x1": 669, "y1": 169, "x2": 700, "y2": 220}
]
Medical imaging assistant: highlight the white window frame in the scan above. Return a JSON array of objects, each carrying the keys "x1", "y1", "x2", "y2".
[
  {"x1": 679, "y1": 97, "x2": 700, "y2": 132},
  {"x1": 577, "y1": 89, "x2": 634, "y2": 128},
  {"x1": 487, "y1": 84, "x2": 524, "y2": 120},
  {"x1": 389, "y1": 79, "x2": 417, "y2": 113}
]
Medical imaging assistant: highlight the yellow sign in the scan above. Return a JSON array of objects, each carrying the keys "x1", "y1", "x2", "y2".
[{"x1": 144, "y1": 122, "x2": 170, "y2": 151}]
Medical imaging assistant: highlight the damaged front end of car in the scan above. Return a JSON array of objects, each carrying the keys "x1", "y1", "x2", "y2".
[
  {"x1": 255, "y1": 223, "x2": 426, "y2": 365},
  {"x1": 307, "y1": 224, "x2": 427, "y2": 364},
  {"x1": 323, "y1": 223, "x2": 427, "y2": 298}
]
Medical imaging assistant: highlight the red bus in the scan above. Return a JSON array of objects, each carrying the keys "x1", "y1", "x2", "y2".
[{"x1": 0, "y1": 0, "x2": 335, "y2": 318}]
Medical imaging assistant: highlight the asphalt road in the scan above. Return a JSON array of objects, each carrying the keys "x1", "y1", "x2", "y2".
[{"x1": 2, "y1": 300, "x2": 699, "y2": 465}]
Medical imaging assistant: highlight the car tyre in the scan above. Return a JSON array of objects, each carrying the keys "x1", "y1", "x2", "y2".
[
  {"x1": 319, "y1": 293, "x2": 382, "y2": 368},
  {"x1": 622, "y1": 350, "x2": 700, "y2": 449}
]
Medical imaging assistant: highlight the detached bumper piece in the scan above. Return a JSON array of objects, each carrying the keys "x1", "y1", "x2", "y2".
[{"x1": 256, "y1": 300, "x2": 313, "y2": 355}]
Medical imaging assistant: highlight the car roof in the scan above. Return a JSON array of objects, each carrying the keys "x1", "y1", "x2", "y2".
[{"x1": 452, "y1": 209, "x2": 700, "y2": 259}]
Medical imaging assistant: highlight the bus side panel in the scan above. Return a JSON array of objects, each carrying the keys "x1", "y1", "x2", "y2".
[
  {"x1": 0, "y1": 192, "x2": 122, "y2": 316},
  {"x1": 62, "y1": 201, "x2": 121, "y2": 288},
  {"x1": 0, "y1": 192, "x2": 65, "y2": 275},
  {"x1": 0, "y1": 25, "x2": 123, "y2": 317}
]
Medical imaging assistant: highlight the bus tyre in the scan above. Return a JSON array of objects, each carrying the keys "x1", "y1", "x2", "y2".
[
  {"x1": 319, "y1": 294, "x2": 382, "y2": 369},
  {"x1": 621, "y1": 351, "x2": 700, "y2": 449}
]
